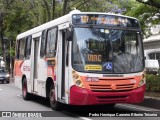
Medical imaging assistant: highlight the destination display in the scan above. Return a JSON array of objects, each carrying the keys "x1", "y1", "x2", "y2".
[{"x1": 72, "y1": 14, "x2": 139, "y2": 28}]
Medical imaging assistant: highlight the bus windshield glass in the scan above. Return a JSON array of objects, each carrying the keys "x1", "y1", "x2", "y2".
[{"x1": 72, "y1": 27, "x2": 144, "y2": 73}]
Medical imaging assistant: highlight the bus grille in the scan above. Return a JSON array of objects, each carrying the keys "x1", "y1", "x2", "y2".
[{"x1": 89, "y1": 83, "x2": 135, "y2": 92}]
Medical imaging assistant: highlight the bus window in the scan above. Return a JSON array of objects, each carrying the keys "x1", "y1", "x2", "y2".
[
  {"x1": 25, "y1": 36, "x2": 32, "y2": 59},
  {"x1": 40, "y1": 30, "x2": 47, "y2": 58},
  {"x1": 19, "y1": 38, "x2": 26, "y2": 60},
  {"x1": 72, "y1": 28, "x2": 144, "y2": 73},
  {"x1": 46, "y1": 27, "x2": 57, "y2": 57}
]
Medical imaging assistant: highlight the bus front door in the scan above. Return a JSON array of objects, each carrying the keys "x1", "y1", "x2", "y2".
[
  {"x1": 31, "y1": 36, "x2": 40, "y2": 93},
  {"x1": 57, "y1": 26, "x2": 70, "y2": 103}
]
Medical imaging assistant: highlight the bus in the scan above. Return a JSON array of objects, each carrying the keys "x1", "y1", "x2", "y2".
[{"x1": 14, "y1": 10, "x2": 146, "y2": 110}]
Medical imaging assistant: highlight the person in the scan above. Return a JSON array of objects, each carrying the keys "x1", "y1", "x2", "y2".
[{"x1": 112, "y1": 43, "x2": 134, "y2": 73}]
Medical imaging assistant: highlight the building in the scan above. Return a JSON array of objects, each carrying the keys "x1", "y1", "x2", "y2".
[
  {"x1": 143, "y1": 26, "x2": 160, "y2": 66},
  {"x1": 0, "y1": 56, "x2": 5, "y2": 67}
]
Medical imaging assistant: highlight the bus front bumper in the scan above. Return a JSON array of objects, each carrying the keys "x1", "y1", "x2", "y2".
[{"x1": 70, "y1": 84, "x2": 146, "y2": 105}]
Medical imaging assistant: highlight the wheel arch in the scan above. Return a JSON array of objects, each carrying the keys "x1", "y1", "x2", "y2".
[{"x1": 21, "y1": 74, "x2": 26, "y2": 86}]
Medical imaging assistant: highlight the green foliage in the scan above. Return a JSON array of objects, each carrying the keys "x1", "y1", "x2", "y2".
[
  {"x1": 68, "y1": 0, "x2": 137, "y2": 13},
  {"x1": 146, "y1": 74, "x2": 160, "y2": 92},
  {"x1": 3, "y1": 0, "x2": 33, "y2": 39},
  {"x1": 1, "y1": 0, "x2": 159, "y2": 39},
  {"x1": 126, "y1": 3, "x2": 160, "y2": 35},
  {"x1": 136, "y1": 0, "x2": 160, "y2": 9},
  {"x1": 0, "y1": 0, "x2": 159, "y2": 62}
]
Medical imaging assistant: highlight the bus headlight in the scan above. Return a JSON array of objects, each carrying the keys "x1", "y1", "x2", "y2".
[
  {"x1": 72, "y1": 71, "x2": 84, "y2": 88},
  {"x1": 74, "y1": 78, "x2": 84, "y2": 88},
  {"x1": 73, "y1": 74, "x2": 79, "y2": 79},
  {"x1": 75, "y1": 80, "x2": 81, "y2": 86},
  {"x1": 138, "y1": 74, "x2": 146, "y2": 87}
]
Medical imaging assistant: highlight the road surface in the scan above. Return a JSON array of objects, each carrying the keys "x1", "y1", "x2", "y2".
[{"x1": 0, "y1": 83, "x2": 160, "y2": 120}]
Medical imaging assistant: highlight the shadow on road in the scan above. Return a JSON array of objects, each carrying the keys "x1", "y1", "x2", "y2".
[{"x1": 28, "y1": 95, "x2": 137, "y2": 116}]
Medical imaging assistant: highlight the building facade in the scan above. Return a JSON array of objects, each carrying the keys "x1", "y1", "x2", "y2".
[{"x1": 143, "y1": 34, "x2": 160, "y2": 66}]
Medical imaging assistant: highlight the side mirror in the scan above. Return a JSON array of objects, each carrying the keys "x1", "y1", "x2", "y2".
[{"x1": 66, "y1": 28, "x2": 73, "y2": 41}]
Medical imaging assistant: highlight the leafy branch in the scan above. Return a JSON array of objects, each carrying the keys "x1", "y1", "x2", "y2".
[{"x1": 136, "y1": 0, "x2": 160, "y2": 9}]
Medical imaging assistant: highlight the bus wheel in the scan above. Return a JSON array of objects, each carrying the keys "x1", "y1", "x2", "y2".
[
  {"x1": 49, "y1": 84, "x2": 61, "y2": 111},
  {"x1": 22, "y1": 78, "x2": 31, "y2": 100}
]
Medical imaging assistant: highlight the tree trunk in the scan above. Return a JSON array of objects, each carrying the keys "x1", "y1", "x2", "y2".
[
  {"x1": 0, "y1": 13, "x2": 3, "y2": 50},
  {"x1": 42, "y1": 0, "x2": 51, "y2": 21},
  {"x1": 52, "y1": 0, "x2": 56, "y2": 19},
  {"x1": 63, "y1": 0, "x2": 68, "y2": 15},
  {"x1": 0, "y1": 12, "x2": 7, "y2": 68}
]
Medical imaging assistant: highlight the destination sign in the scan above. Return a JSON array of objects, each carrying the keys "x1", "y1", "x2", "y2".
[{"x1": 72, "y1": 14, "x2": 139, "y2": 28}]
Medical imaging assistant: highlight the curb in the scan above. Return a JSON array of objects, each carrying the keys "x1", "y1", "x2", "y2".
[{"x1": 145, "y1": 96, "x2": 160, "y2": 101}]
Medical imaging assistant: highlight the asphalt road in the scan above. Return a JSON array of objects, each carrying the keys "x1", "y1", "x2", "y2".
[{"x1": 0, "y1": 82, "x2": 160, "y2": 120}]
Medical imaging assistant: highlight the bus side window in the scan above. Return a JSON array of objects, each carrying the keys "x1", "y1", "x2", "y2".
[
  {"x1": 46, "y1": 27, "x2": 57, "y2": 57},
  {"x1": 19, "y1": 38, "x2": 26, "y2": 60},
  {"x1": 40, "y1": 30, "x2": 47, "y2": 58},
  {"x1": 25, "y1": 36, "x2": 32, "y2": 59}
]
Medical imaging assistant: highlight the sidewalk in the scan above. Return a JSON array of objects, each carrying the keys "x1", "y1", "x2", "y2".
[{"x1": 10, "y1": 77, "x2": 14, "y2": 84}]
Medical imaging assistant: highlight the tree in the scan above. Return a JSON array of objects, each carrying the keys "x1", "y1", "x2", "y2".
[
  {"x1": 136, "y1": 0, "x2": 160, "y2": 9},
  {"x1": 0, "y1": 0, "x2": 33, "y2": 70},
  {"x1": 127, "y1": 0, "x2": 160, "y2": 36},
  {"x1": 0, "y1": 1, "x2": 7, "y2": 65},
  {"x1": 62, "y1": 0, "x2": 68, "y2": 15},
  {"x1": 1, "y1": 0, "x2": 159, "y2": 70}
]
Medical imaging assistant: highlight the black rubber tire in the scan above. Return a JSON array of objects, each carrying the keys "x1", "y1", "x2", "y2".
[
  {"x1": 22, "y1": 78, "x2": 31, "y2": 100},
  {"x1": 49, "y1": 83, "x2": 61, "y2": 111}
]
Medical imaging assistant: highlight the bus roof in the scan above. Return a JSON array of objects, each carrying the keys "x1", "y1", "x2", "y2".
[
  {"x1": 16, "y1": 14, "x2": 72, "y2": 39},
  {"x1": 16, "y1": 10, "x2": 138, "y2": 39}
]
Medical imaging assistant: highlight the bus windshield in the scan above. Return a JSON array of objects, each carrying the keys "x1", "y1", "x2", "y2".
[{"x1": 72, "y1": 27, "x2": 144, "y2": 73}]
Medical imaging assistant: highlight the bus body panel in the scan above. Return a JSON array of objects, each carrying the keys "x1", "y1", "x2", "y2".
[
  {"x1": 70, "y1": 84, "x2": 145, "y2": 105},
  {"x1": 69, "y1": 71, "x2": 145, "y2": 105},
  {"x1": 14, "y1": 10, "x2": 145, "y2": 107}
]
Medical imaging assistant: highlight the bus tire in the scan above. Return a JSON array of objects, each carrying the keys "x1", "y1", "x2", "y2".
[
  {"x1": 22, "y1": 78, "x2": 31, "y2": 100},
  {"x1": 49, "y1": 84, "x2": 61, "y2": 111}
]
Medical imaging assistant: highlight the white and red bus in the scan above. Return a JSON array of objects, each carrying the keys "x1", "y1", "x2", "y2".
[{"x1": 14, "y1": 10, "x2": 146, "y2": 110}]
